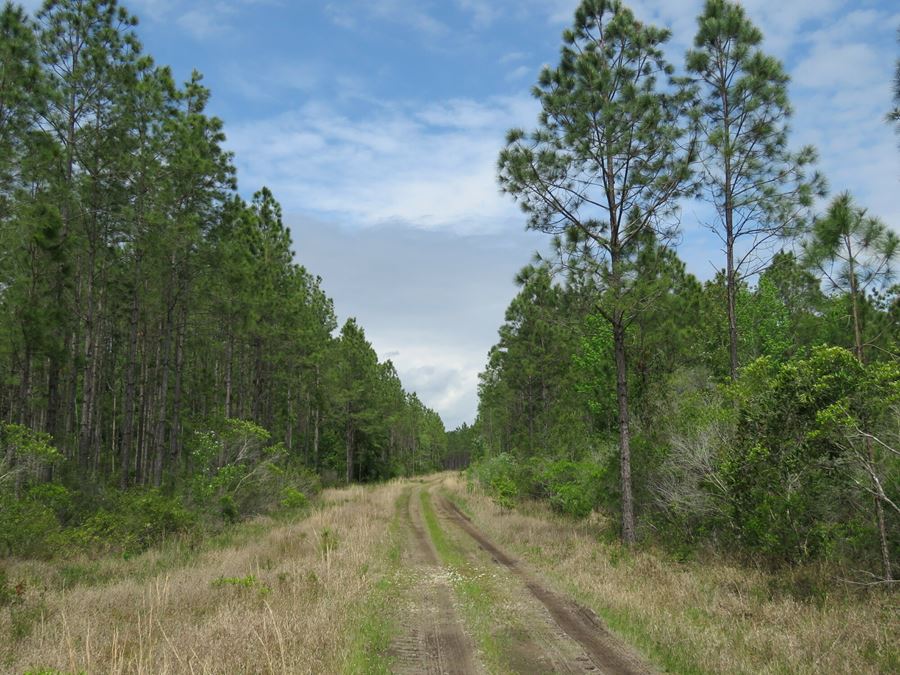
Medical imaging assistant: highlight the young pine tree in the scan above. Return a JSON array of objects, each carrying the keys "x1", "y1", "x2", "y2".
[
  {"x1": 498, "y1": 0, "x2": 694, "y2": 544},
  {"x1": 686, "y1": 0, "x2": 825, "y2": 380}
]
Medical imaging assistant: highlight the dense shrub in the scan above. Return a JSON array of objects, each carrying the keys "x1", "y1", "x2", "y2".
[
  {"x1": 0, "y1": 416, "x2": 325, "y2": 560},
  {"x1": 720, "y1": 347, "x2": 899, "y2": 565},
  {"x1": 68, "y1": 490, "x2": 197, "y2": 554},
  {"x1": 469, "y1": 453, "x2": 520, "y2": 509},
  {"x1": 647, "y1": 349, "x2": 899, "y2": 568},
  {"x1": 0, "y1": 492, "x2": 60, "y2": 557},
  {"x1": 188, "y1": 418, "x2": 321, "y2": 519},
  {"x1": 543, "y1": 459, "x2": 605, "y2": 519},
  {"x1": 470, "y1": 453, "x2": 605, "y2": 519}
]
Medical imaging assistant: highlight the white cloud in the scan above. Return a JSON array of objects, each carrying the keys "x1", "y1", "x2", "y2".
[
  {"x1": 505, "y1": 64, "x2": 532, "y2": 82},
  {"x1": 499, "y1": 51, "x2": 528, "y2": 65},
  {"x1": 177, "y1": 8, "x2": 231, "y2": 39},
  {"x1": 456, "y1": 0, "x2": 500, "y2": 29},
  {"x1": 227, "y1": 95, "x2": 539, "y2": 235},
  {"x1": 794, "y1": 42, "x2": 881, "y2": 90}
]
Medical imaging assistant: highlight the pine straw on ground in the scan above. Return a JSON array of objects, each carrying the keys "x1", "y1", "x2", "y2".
[
  {"x1": 439, "y1": 473, "x2": 898, "y2": 675},
  {"x1": 1, "y1": 481, "x2": 404, "y2": 674}
]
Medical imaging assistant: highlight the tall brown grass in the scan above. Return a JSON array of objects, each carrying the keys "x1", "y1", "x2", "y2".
[
  {"x1": 1, "y1": 481, "x2": 404, "y2": 674},
  {"x1": 440, "y1": 473, "x2": 898, "y2": 675}
]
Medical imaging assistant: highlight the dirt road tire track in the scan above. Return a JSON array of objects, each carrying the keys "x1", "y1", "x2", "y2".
[
  {"x1": 389, "y1": 488, "x2": 480, "y2": 675},
  {"x1": 437, "y1": 493, "x2": 655, "y2": 675}
]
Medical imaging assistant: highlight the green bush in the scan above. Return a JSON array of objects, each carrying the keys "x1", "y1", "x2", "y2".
[
  {"x1": 470, "y1": 454, "x2": 604, "y2": 518},
  {"x1": 543, "y1": 459, "x2": 605, "y2": 519},
  {"x1": 27, "y1": 483, "x2": 76, "y2": 524},
  {"x1": 721, "y1": 347, "x2": 899, "y2": 565},
  {"x1": 68, "y1": 489, "x2": 196, "y2": 554},
  {"x1": 280, "y1": 487, "x2": 309, "y2": 509},
  {"x1": 470, "y1": 453, "x2": 520, "y2": 509},
  {"x1": 189, "y1": 418, "x2": 322, "y2": 521},
  {"x1": 0, "y1": 491, "x2": 60, "y2": 557}
]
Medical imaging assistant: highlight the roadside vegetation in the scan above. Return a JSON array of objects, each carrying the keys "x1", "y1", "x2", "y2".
[
  {"x1": 0, "y1": 0, "x2": 453, "y2": 564},
  {"x1": 443, "y1": 474, "x2": 897, "y2": 674},
  {"x1": 2, "y1": 481, "x2": 405, "y2": 673},
  {"x1": 463, "y1": 0, "x2": 899, "y2": 588}
]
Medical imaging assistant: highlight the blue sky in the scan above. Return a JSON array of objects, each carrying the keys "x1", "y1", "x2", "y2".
[{"x1": 23, "y1": 0, "x2": 900, "y2": 428}]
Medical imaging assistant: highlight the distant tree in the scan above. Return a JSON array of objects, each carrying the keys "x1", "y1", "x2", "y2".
[
  {"x1": 686, "y1": 0, "x2": 825, "y2": 380},
  {"x1": 498, "y1": 0, "x2": 694, "y2": 544}
]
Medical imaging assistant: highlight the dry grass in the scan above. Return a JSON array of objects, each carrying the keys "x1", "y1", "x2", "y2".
[
  {"x1": 440, "y1": 473, "x2": 899, "y2": 675},
  {"x1": 1, "y1": 481, "x2": 405, "y2": 674}
]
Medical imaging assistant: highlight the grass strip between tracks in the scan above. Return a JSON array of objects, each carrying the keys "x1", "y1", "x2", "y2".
[{"x1": 419, "y1": 489, "x2": 512, "y2": 673}]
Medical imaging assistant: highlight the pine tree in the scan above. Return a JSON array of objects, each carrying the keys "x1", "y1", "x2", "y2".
[
  {"x1": 0, "y1": 2, "x2": 40, "y2": 217},
  {"x1": 498, "y1": 0, "x2": 694, "y2": 544},
  {"x1": 686, "y1": 0, "x2": 825, "y2": 381},
  {"x1": 803, "y1": 192, "x2": 898, "y2": 582}
]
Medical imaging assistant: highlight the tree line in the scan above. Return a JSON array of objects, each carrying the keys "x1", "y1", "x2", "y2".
[
  {"x1": 0, "y1": 0, "x2": 449, "y2": 530},
  {"x1": 470, "y1": 0, "x2": 899, "y2": 582}
]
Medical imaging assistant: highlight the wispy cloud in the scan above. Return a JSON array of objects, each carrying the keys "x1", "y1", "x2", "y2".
[
  {"x1": 324, "y1": 0, "x2": 448, "y2": 36},
  {"x1": 227, "y1": 95, "x2": 538, "y2": 235},
  {"x1": 505, "y1": 64, "x2": 532, "y2": 82}
]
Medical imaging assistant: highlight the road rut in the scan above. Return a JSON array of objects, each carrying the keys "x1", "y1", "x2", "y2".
[
  {"x1": 435, "y1": 492, "x2": 655, "y2": 675},
  {"x1": 389, "y1": 488, "x2": 480, "y2": 675}
]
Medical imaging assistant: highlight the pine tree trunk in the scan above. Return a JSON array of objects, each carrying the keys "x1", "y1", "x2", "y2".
[
  {"x1": 848, "y1": 255, "x2": 864, "y2": 362},
  {"x1": 345, "y1": 403, "x2": 353, "y2": 483},
  {"x1": 46, "y1": 354, "x2": 60, "y2": 443},
  {"x1": 722, "y1": 83, "x2": 739, "y2": 382},
  {"x1": 726, "y1": 209, "x2": 739, "y2": 381},
  {"x1": 19, "y1": 343, "x2": 32, "y2": 427},
  {"x1": 120, "y1": 279, "x2": 140, "y2": 487},
  {"x1": 313, "y1": 404, "x2": 320, "y2": 470},
  {"x1": 65, "y1": 327, "x2": 79, "y2": 455},
  {"x1": 286, "y1": 381, "x2": 293, "y2": 452},
  {"x1": 313, "y1": 365, "x2": 320, "y2": 469},
  {"x1": 153, "y1": 300, "x2": 174, "y2": 487},
  {"x1": 169, "y1": 303, "x2": 186, "y2": 471},
  {"x1": 225, "y1": 332, "x2": 233, "y2": 418},
  {"x1": 78, "y1": 257, "x2": 98, "y2": 468},
  {"x1": 613, "y1": 317, "x2": 635, "y2": 545}
]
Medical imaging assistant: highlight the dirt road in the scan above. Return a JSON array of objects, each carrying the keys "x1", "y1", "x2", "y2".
[
  {"x1": 389, "y1": 486, "x2": 482, "y2": 674},
  {"x1": 390, "y1": 479, "x2": 655, "y2": 674}
]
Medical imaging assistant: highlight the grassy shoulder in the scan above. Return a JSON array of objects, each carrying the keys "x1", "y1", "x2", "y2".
[
  {"x1": 2, "y1": 481, "x2": 406, "y2": 673},
  {"x1": 442, "y1": 474, "x2": 898, "y2": 675},
  {"x1": 343, "y1": 486, "x2": 410, "y2": 674}
]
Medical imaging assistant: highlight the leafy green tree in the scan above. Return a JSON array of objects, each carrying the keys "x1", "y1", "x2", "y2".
[
  {"x1": 803, "y1": 193, "x2": 898, "y2": 580},
  {"x1": 498, "y1": 0, "x2": 694, "y2": 543},
  {"x1": 686, "y1": 0, "x2": 825, "y2": 380}
]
